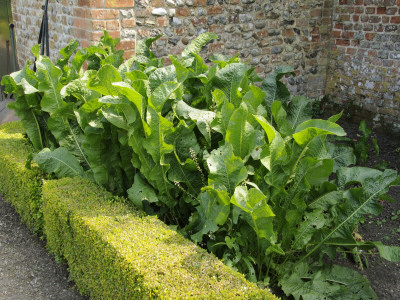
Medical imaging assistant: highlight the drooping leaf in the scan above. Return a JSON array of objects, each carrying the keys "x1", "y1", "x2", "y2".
[
  {"x1": 33, "y1": 147, "x2": 85, "y2": 178},
  {"x1": 206, "y1": 144, "x2": 248, "y2": 195},
  {"x1": 174, "y1": 100, "x2": 215, "y2": 145},
  {"x1": 261, "y1": 66, "x2": 295, "y2": 105},
  {"x1": 148, "y1": 81, "x2": 179, "y2": 112},
  {"x1": 226, "y1": 103, "x2": 256, "y2": 161},
  {"x1": 128, "y1": 174, "x2": 158, "y2": 209},
  {"x1": 231, "y1": 186, "x2": 275, "y2": 241},
  {"x1": 212, "y1": 63, "x2": 248, "y2": 108},
  {"x1": 293, "y1": 119, "x2": 346, "y2": 146},
  {"x1": 191, "y1": 187, "x2": 230, "y2": 242},
  {"x1": 135, "y1": 35, "x2": 162, "y2": 58},
  {"x1": 87, "y1": 64, "x2": 122, "y2": 96},
  {"x1": 182, "y1": 32, "x2": 218, "y2": 57}
]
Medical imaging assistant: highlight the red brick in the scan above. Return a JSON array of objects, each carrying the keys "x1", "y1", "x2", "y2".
[
  {"x1": 74, "y1": 7, "x2": 89, "y2": 18},
  {"x1": 336, "y1": 39, "x2": 350, "y2": 46},
  {"x1": 106, "y1": 19, "x2": 120, "y2": 30},
  {"x1": 341, "y1": 31, "x2": 354, "y2": 38},
  {"x1": 78, "y1": 0, "x2": 104, "y2": 7},
  {"x1": 355, "y1": 0, "x2": 363, "y2": 4},
  {"x1": 92, "y1": 20, "x2": 106, "y2": 30},
  {"x1": 116, "y1": 40, "x2": 135, "y2": 50},
  {"x1": 74, "y1": 18, "x2": 91, "y2": 29},
  {"x1": 368, "y1": 50, "x2": 377, "y2": 57},
  {"x1": 353, "y1": 15, "x2": 360, "y2": 22},
  {"x1": 339, "y1": 0, "x2": 347, "y2": 4},
  {"x1": 191, "y1": 17, "x2": 206, "y2": 26},
  {"x1": 176, "y1": 8, "x2": 190, "y2": 16},
  {"x1": 105, "y1": 0, "x2": 134, "y2": 7},
  {"x1": 310, "y1": 9, "x2": 322, "y2": 17},
  {"x1": 377, "y1": 7, "x2": 386, "y2": 14},
  {"x1": 208, "y1": 43, "x2": 224, "y2": 53},
  {"x1": 194, "y1": 0, "x2": 206, "y2": 5},
  {"x1": 209, "y1": 25, "x2": 223, "y2": 33},
  {"x1": 283, "y1": 28, "x2": 294, "y2": 36},
  {"x1": 157, "y1": 16, "x2": 168, "y2": 26},
  {"x1": 122, "y1": 19, "x2": 135, "y2": 28},
  {"x1": 334, "y1": 23, "x2": 344, "y2": 30},
  {"x1": 90, "y1": 9, "x2": 119, "y2": 19},
  {"x1": 332, "y1": 30, "x2": 341, "y2": 38},
  {"x1": 346, "y1": 47, "x2": 357, "y2": 54},
  {"x1": 152, "y1": 0, "x2": 165, "y2": 7},
  {"x1": 74, "y1": 28, "x2": 90, "y2": 40},
  {"x1": 391, "y1": 16, "x2": 400, "y2": 24},
  {"x1": 311, "y1": 35, "x2": 320, "y2": 42},
  {"x1": 207, "y1": 6, "x2": 223, "y2": 14},
  {"x1": 386, "y1": 7, "x2": 397, "y2": 15},
  {"x1": 382, "y1": 16, "x2": 390, "y2": 23},
  {"x1": 365, "y1": 32, "x2": 376, "y2": 40}
]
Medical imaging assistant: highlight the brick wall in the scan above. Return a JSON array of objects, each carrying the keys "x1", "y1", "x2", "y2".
[
  {"x1": 12, "y1": 0, "x2": 77, "y2": 67},
  {"x1": 134, "y1": 0, "x2": 333, "y2": 99},
  {"x1": 10, "y1": 0, "x2": 400, "y2": 126},
  {"x1": 326, "y1": 0, "x2": 400, "y2": 128}
]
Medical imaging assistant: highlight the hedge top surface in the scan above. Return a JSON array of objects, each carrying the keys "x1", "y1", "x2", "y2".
[
  {"x1": 0, "y1": 121, "x2": 33, "y2": 166},
  {"x1": 44, "y1": 177, "x2": 279, "y2": 299}
]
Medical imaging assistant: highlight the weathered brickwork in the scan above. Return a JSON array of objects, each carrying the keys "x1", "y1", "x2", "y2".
[
  {"x1": 326, "y1": 0, "x2": 400, "y2": 128},
  {"x1": 134, "y1": 0, "x2": 333, "y2": 98},
  {"x1": 12, "y1": 0, "x2": 77, "y2": 68},
  {"x1": 9, "y1": 0, "x2": 400, "y2": 125}
]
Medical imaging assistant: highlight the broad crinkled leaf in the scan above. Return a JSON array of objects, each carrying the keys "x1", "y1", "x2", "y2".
[
  {"x1": 135, "y1": 35, "x2": 162, "y2": 58},
  {"x1": 271, "y1": 100, "x2": 293, "y2": 136},
  {"x1": 61, "y1": 79, "x2": 101, "y2": 103},
  {"x1": 148, "y1": 65, "x2": 176, "y2": 91},
  {"x1": 286, "y1": 95, "x2": 312, "y2": 130},
  {"x1": 206, "y1": 144, "x2": 247, "y2": 195},
  {"x1": 226, "y1": 103, "x2": 256, "y2": 161},
  {"x1": 33, "y1": 147, "x2": 85, "y2": 178},
  {"x1": 212, "y1": 63, "x2": 248, "y2": 108},
  {"x1": 191, "y1": 187, "x2": 230, "y2": 242},
  {"x1": 261, "y1": 66, "x2": 295, "y2": 105},
  {"x1": 170, "y1": 55, "x2": 190, "y2": 83},
  {"x1": 128, "y1": 174, "x2": 158, "y2": 209},
  {"x1": 182, "y1": 32, "x2": 218, "y2": 57},
  {"x1": 148, "y1": 81, "x2": 179, "y2": 112},
  {"x1": 211, "y1": 90, "x2": 234, "y2": 138},
  {"x1": 280, "y1": 263, "x2": 377, "y2": 300},
  {"x1": 174, "y1": 100, "x2": 215, "y2": 145},
  {"x1": 36, "y1": 57, "x2": 64, "y2": 114},
  {"x1": 373, "y1": 242, "x2": 400, "y2": 262},
  {"x1": 293, "y1": 119, "x2": 346, "y2": 146},
  {"x1": 231, "y1": 186, "x2": 275, "y2": 241},
  {"x1": 87, "y1": 64, "x2": 122, "y2": 96},
  {"x1": 327, "y1": 143, "x2": 356, "y2": 171},
  {"x1": 112, "y1": 82, "x2": 144, "y2": 120},
  {"x1": 293, "y1": 209, "x2": 325, "y2": 250}
]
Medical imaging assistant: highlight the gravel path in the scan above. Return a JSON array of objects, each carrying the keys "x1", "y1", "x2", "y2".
[{"x1": 0, "y1": 195, "x2": 87, "y2": 300}]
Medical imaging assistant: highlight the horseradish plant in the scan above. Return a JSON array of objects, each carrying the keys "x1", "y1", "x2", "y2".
[{"x1": 2, "y1": 31, "x2": 400, "y2": 299}]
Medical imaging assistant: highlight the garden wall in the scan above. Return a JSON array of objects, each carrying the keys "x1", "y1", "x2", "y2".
[
  {"x1": 9, "y1": 0, "x2": 400, "y2": 126},
  {"x1": 326, "y1": 0, "x2": 400, "y2": 130}
]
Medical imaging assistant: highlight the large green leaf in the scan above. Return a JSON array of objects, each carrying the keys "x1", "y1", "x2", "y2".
[
  {"x1": 206, "y1": 144, "x2": 248, "y2": 195},
  {"x1": 3, "y1": 76, "x2": 44, "y2": 150},
  {"x1": 261, "y1": 66, "x2": 295, "y2": 105},
  {"x1": 327, "y1": 143, "x2": 356, "y2": 171},
  {"x1": 36, "y1": 57, "x2": 64, "y2": 114},
  {"x1": 271, "y1": 100, "x2": 292, "y2": 136},
  {"x1": 112, "y1": 82, "x2": 144, "y2": 119},
  {"x1": 127, "y1": 174, "x2": 158, "y2": 209},
  {"x1": 293, "y1": 119, "x2": 346, "y2": 146},
  {"x1": 33, "y1": 147, "x2": 85, "y2": 178},
  {"x1": 61, "y1": 78, "x2": 101, "y2": 103},
  {"x1": 191, "y1": 187, "x2": 230, "y2": 242},
  {"x1": 87, "y1": 64, "x2": 122, "y2": 96},
  {"x1": 135, "y1": 35, "x2": 162, "y2": 58},
  {"x1": 211, "y1": 90, "x2": 234, "y2": 138},
  {"x1": 293, "y1": 209, "x2": 325, "y2": 250},
  {"x1": 226, "y1": 103, "x2": 256, "y2": 161},
  {"x1": 231, "y1": 186, "x2": 275, "y2": 241},
  {"x1": 174, "y1": 100, "x2": 215, "y2": 145},
  {"x1": 280, "y1": 263, "x2": 377, "y2": 300},
  {"x1": 212, "y1": 63, "x2": 248, "y2": 108},
  {"x1": 148, "y1": 81, "x2": 179, "y2": 112},
  {"x1": 286, "y1": 95, "x2": 312, "y2": 130},
  {"x1": 148, "y1": 65, "x2": 176, "y2": 91},
  {"x1": 182, "y1": 32, "x2": 218, "y2": 57}
]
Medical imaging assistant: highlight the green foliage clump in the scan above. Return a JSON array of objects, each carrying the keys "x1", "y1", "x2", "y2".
[
  {"x1": 2, "y1": 31, "x2": 400, "y2": 298},
  {"x1": 42, "y1": 177, "x2": 277, "y2": 299},
  {"x1": 0, "y1": 121, "x2": 43, "y2": 233}
]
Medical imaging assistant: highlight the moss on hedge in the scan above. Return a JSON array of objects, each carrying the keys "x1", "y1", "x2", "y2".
[
  {"x1": 0, "y1": 121, "x2": 43, "y2": 233},
  {"x1": 43, "y1": 177, "x2": 279, "y2": 299}
]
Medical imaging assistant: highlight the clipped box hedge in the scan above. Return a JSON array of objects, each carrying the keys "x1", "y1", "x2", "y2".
[
  {"x1": 0, "y1": 121, "x2": 43, "y2": 233},
  {"x1": 0, "y1": 121, "x2": 278, "y2": 299}
]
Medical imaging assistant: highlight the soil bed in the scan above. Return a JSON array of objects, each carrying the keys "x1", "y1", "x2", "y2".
[{"x1": 330, "y1": 116, "x2": 400, "y2": 300}]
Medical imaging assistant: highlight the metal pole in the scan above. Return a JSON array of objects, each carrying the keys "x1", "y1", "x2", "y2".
[{"x1": 9, "y1": 23, "x2": 18, "y2": 71}]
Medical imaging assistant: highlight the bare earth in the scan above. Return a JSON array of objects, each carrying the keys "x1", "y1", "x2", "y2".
[{"x1": 0, "y1": 195, "x2": 86, "y2": 300}]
